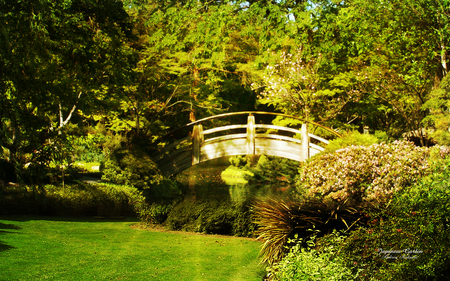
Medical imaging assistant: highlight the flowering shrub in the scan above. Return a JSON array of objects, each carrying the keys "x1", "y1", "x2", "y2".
[{"x1": 298, "y1": 141, "x2": 430, "y2": 203}]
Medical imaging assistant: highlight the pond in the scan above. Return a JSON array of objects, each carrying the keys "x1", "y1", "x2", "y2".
[
  {"x1": 175, "y1": 157, "x2": 287, "y2": 203},
  {"x1": 166, "y1": 157, "x2": 290, "y2": 236}
]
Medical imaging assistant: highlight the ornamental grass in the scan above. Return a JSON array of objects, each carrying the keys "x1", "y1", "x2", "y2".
[{"x1": 253, "y1": 195, "x2": 367, "y2": 265}]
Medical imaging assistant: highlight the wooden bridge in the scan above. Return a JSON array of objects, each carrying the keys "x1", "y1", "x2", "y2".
[{"x1": 153, "y1": 111, "x2": 341, "y2": 176}]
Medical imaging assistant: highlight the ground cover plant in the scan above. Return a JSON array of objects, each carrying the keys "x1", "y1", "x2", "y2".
[
  {"x1": 0, "y1": 216, "x2": 264, "y2": 281},
  {"x1": 266, "y1": 231, "x2": 358, "y2": 281}
]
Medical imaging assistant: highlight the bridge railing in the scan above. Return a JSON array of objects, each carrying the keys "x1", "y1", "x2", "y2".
[{"x1": 154, "y1": 112, "x2": 339, "y2": 176}]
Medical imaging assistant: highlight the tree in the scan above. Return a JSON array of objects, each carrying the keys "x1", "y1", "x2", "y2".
[
  {"x1": 0, "y1": 0, "x2": 135, "y2": 182},
  {"x1": 122, "y1": 0, "x2": 258, "y2": 134},
  {"x1": 254, "y1": 49, "x2": 358, "y2": 124},
  {"x1": 336, "y1": 0, "x2": 450, "y2": 143},
  {"x1": 422, "y1": 74, "x2": 450, "y2": 145},
  {"x1": 242, "y1": 1, "x2": 362, "y2": 134}
]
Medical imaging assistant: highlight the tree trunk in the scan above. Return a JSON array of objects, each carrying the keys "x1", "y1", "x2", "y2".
[{"x1": 135, "y1": 100, "x2": 140, "y2": 132}]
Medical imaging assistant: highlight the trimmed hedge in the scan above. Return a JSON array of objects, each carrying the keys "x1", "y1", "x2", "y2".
[{"x1": 0, "y1": 183, "x2": 148, "y2": 218}]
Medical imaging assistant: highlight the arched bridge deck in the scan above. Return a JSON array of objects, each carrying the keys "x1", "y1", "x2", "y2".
[{"x1": 153, "y1": 112, "x2": 341, "y2": 176}]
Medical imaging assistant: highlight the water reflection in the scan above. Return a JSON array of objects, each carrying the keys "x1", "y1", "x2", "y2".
[
  {"x1": 170, "y1": 158, "x2": 292, "y2": 235},
  {"x1": 228, "y1": 185, "x2": 251, "y2": 204},
  {"x1": 175, "y1": 161, "x2": 231, "y2": 201},
  {"x1": 175, "y1": 157, "x2": 287, "y2": 204}
]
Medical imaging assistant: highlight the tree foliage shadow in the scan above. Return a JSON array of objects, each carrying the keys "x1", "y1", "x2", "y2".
[{"x1": 0, "y1": 222, "x2": 20, "y2": 252}]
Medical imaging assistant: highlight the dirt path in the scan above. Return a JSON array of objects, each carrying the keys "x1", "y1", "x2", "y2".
[{"x1": 79, "y1": 175, "x2": 102, "y2": 184}]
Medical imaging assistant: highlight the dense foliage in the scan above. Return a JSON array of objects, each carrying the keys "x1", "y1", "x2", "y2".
[
  {"x1": 337, "y1": 159, "x2": 450, "y2": 280},
  {"x1": 101, "y1": 148, "x2": 164, "y2": 190},
  {"x1": 323, "y1": 131, "x2": 380, "y2": 154},
  {"x1": 224, "y1": 155, "x2": 300, "y2": 186},
  {"x1": 1, "y1": 0, "x2": 449, "y2": 183},
  {"x1": 164, "y1": 196, "x2": 255, "y2": 237}
]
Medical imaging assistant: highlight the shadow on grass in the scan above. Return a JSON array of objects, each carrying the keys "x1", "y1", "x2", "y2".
[
  {"x1": 0, "y1": 217, "x2": 140, "y2": 253},
  {"x1": 0, "y1": 241, "x2": 15, "y2": 252},
  {"x1": 0, "y1": 222, "x2": 21, "y2": 252},
  {"x1": 0, "y1": 215, "x2": 140, "y2": 223}
]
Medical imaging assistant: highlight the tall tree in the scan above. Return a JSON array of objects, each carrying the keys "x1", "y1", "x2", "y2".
[
  {"x1": 337, "y1": 0, "x2": 450, "y2": 143},
  {"x1": 123, "y1": 0, "x2": 258, "y2": 134},
  {"x1": 0, "y1": 0, "x2": 135, "y2": 181}
]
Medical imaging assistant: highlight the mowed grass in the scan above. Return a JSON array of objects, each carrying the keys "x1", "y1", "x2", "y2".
[{"x1": 0, "y1": 216, "x2": 264, "y2": 281}]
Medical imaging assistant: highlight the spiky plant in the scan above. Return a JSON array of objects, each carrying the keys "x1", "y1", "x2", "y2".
[
  {"x1": 253, "y1": 195, "x2": 367, "y2": 265},
  {"x1": 253, "y1": 197, "x2": 300, "y2": 265}
]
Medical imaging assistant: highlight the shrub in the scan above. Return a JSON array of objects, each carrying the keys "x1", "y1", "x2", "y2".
[
  {"x1": 267, "y1": 231, "x2": 358, "y2": 281},
  {"x1": 144, "y1": 178, "x2": 185, "y2": 203},
  {"x1": 298, "y1": 141, "x2": 430, "y2": 204},
  {"x1": 249, "y1": 155, "x2": 300, "y2": 185},
  {"x1": 229, "y1": 155, "x2": 250, "y2": 167},
  {"x1": 139, "y1": 203, "x2": 174, "y2": 224},
  {"x1": 324, "y1": 131, "x2": 380, "y2": 154},
  {"x1": 225, "y1": 155, "x2": 300, "y2": 186},
  {"x1": 164, "y1": 197, "x2": 256, "y2": 237},
  {"x1": 101, "y1": 148, "x2": 164, "y2": 190},
  {"x1": 45, "y1": 183, "x2": 151, "y2": 217}
]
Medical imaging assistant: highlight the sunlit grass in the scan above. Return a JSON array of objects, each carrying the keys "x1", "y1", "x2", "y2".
[
  {"x1": 0, "y1": 216, "x2": 264, "y2": 281},
  {"x1": 76, "y1": 161, "x2": 101, "y2": 172}
]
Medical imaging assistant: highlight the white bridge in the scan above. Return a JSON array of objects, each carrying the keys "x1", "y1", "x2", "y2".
[{"x1": 153, "y1": 112, "x2": 340, "y2": 176}]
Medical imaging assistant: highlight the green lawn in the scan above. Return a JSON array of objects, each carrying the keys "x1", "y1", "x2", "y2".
[{"x1": 0, "y1": 216, "x2": 264, "y2": 281}]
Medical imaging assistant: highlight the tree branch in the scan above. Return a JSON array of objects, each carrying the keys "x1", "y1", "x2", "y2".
[{"x1": 59, "y1": 91, "x2": 82, "y2": 128}]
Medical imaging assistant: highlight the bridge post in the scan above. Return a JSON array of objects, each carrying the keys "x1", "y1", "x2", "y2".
[
  {"x1": 246, "y1": 114, "x2": 256, "y2": 156},
  {"x1": 192, "y1": 124, "x2": 203, "y2": 165},
  {"x1": 301, "y1": 123, "x2": 310, "y2": 161}
]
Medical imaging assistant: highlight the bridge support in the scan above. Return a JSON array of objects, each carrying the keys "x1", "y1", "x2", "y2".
[
  {"x1": 246, "y1": 114, "x2": 256, "y2": 156},
  {"x1": 301, "y1": 123, "x2": 309, "y2": 161},
  {"x1": 192, "y1": 124, "x2": 203, "y2": 165}
]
